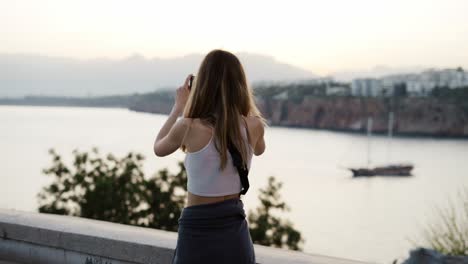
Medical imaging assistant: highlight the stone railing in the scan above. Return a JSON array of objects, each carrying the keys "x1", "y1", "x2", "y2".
[{"x1": 0, "y1": 208, "x2": 373, "y2": 264}]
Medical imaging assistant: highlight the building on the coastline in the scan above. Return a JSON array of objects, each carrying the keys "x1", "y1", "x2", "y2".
[
  {"x1": 325, "y1": 85, "x2": 350, "y2": 96},
  {"x1": 351, "y1": 68, "x2": 468, "y2": 97},
  {"x1": 272, "y1": 90, "x2": 289, "y2": 100},
  {"x1": 351, "y1": 78, "x2": 383, "y2": 97},
  {"x1": 254, "y1": 68, "x2": 468, "y2": 98}
]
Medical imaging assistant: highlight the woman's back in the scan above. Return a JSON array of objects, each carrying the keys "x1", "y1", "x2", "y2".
[
  {"x1": 184, "y1": 116, "x2": 254, "y2": 197},
  {"x1": 182, "y1": 115, "x2": 264, "y2": 207},
  {"x1": 183, "y1": 116, "x2": 264, "y2": 155}
]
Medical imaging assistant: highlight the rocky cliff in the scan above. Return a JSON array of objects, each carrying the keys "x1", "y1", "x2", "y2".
[
  {"x1": 129, "y1": 96, "x2": 468, "y2": 137},
  {"x1": 256, "y1": 96, "x2": 468, "y2": 137}
]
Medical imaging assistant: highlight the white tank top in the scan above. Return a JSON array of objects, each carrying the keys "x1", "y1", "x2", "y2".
[{"x1": 184, "y1": 121, "x2": 254, "y2": 196}]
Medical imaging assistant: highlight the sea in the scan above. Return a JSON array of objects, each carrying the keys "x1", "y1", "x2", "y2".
[{"x1": 1, "y1": 105, "x2": 467, "y2": 263}]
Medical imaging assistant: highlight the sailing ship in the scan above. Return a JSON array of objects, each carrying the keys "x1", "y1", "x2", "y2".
[
  {"x1": 350, "y1": 164, "x2": 413, "y2": 177},
  {"x1": 349, "y1": 112, "x2": 414, "y2": 177}
]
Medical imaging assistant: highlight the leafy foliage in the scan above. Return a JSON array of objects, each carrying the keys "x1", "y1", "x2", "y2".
[
  {"x1": 412, "y1": 188, "x2": 468, "y2": 256},
  {"x1": 431, "y1": 86, "x2": 468, "y2": 115},
  {"x1": 248, "y1": 176, "x2": 304, "y2": 251},
  {"x1": 37, "y1": 147, "x2": 186, "y2": 231},
  {"x1": 38, "y1": 148, "x2": 303, "y2": 250},
  {"x1": 431, "y1": 86, "x2": 468, "y2": 101}
]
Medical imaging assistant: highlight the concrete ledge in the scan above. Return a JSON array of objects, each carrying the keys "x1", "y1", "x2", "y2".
[{"x1": 0, "y1": 208, "x2": 373, "y2": 264}]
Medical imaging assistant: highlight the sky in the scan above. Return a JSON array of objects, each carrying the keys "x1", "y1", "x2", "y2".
[{"x1": 1, "y1": 0, "x2": 468, "y2": 75}]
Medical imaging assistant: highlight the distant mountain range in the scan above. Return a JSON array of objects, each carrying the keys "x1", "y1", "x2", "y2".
[{"x1": 0, "y1": 52, "x2": 317, "y2": 98}]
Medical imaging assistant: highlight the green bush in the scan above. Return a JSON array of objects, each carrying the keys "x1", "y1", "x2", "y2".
[
  {"x1": 248, "y1": 176, "x2": 304, "y2": 251},
  {"x1": 412, "y1": 188, "x2": 468, "y2": 256},
  {"x1": 37, "y1": 147, "x2": 186, "y2": 231},
  {"x1": 37, "y1": 147, "x2": 303, "y2": 250}
]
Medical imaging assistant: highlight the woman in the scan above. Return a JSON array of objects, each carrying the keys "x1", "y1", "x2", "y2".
[{"x1": 153, "y1": 49, "x2": 267, "y2": 264}]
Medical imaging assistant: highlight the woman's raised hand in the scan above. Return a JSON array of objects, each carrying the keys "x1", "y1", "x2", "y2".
[{"x1": 172, "y1": 74, "x2": 193, "y2": 115}]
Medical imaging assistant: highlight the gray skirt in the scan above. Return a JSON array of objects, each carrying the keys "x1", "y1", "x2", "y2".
[{"x1": 171, "y1": 197, "x2": 256, "y2": 264}]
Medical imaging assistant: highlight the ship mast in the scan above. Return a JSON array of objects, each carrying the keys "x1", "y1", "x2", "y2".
[
  {"x1": 367, "y1": 117, "x2": 373, "y2": 169},
  {"x1": 387, "y1": 112, "x2": 394, "y2": 164}
]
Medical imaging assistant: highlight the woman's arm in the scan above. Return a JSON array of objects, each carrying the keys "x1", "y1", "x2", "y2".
[
  {"x1": 153, "y1": 74, "x2": 192, "y2": 157},
  {"x1": 253, "y1": 118, "x2": 266, "y2": 156},
  {"x1": 153, "y1": 108, "x2": 184, "y2": 157}
]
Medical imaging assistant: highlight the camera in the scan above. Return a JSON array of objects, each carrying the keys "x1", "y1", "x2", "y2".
[{"x1": 188, "y1": 75, "x2": 195, "y2": 90}]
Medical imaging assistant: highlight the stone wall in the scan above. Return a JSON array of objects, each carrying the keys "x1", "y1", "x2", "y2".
[{"x1": 0, "y1": 208, "x2": 371, "y2": 264}]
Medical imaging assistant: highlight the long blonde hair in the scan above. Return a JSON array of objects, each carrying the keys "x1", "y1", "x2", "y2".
[{"x1": 182, "y1": 49, "x2": 266, "y2": 170}]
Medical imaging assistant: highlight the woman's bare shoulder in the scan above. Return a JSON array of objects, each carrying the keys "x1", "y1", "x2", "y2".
[
  {"x1": 243, "y1": 115, "x2": 265, "y2": 137},
  {"x1": 178, "y1": 117, "x2": 203, "y2": 126},
  {"x1": 244, "y1": 115, "x2": 264, "y2": 128}
]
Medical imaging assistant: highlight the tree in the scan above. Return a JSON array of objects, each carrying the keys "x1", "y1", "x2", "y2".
[
  {"x1": 38, "y1": 148, "x2": 303, "y2": 249},
  {"x1": 248, "y1": 176, "x2": 304, "y2": 251},
  {"x1": 37, "y1": 147, "x2": 186, "y2": 231}
]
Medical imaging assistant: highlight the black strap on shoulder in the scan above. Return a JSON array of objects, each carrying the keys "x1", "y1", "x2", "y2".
[{"x1": 227, "y1": 140, "x2": 250, "y2": 195}]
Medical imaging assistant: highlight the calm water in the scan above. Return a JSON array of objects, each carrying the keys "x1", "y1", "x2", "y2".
[{"x1": 1, "y1": 105, "x2": 467, "y2": 263}]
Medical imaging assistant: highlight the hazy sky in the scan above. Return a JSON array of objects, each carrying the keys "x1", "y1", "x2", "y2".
[{"x1": 1, "y1": 0, "x2": 467, "y2": 74}]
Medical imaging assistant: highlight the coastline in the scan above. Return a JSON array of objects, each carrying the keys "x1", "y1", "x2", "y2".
[{"x1": 1, "y1": 102, "x2": 467, "y2": 140}]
